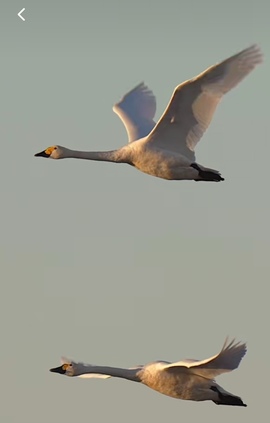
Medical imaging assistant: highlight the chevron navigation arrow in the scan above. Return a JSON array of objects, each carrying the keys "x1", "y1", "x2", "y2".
[{"x1": 18, "y1": 8, "x2": 26, "y2": 21}]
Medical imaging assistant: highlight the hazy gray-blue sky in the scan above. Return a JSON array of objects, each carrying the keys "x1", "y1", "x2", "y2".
[{"x1": 0, "y1": 1, "x2": 269, "y2": 422}]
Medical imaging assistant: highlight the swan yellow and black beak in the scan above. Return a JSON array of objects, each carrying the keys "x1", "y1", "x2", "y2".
[
  {"x1": 35, "y1": 146, "x2": 56, "y2": 158},
  {"x1": 50, "y1": 365, "x2": 67, "y2": 374}
]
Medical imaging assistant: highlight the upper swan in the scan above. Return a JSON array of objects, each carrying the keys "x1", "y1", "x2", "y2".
[{"x1": 35, "y1": 45, "x2": 263, "y2": 182}]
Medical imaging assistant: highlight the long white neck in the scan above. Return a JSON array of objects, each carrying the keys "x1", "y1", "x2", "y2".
[
  {"x1": 63, "y1": 148, "x2": 126, "y2": 163},
  {"x1": 77, "y1": 363, "x2": 142, "y2": 382}
]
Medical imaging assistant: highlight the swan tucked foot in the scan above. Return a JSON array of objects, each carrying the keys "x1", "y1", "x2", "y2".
[
  {"x1": 210, "y1": 386, "x2": 247, "y2": 407},
  {"x1": 191, "y1": 163, "x2": 224, "y2": 182}
]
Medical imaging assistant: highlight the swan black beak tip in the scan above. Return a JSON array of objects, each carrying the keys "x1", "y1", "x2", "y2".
[
  {"x1": 50, "y1": 365, "x2": 66, "y2": 374},
  {"x1": 35, "y1": 150, "x2": 50, "y2": 158}
]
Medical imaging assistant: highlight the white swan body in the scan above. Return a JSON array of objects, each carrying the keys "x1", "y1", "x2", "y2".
[
  {"x1": 50, "y1": 338, "x2": 247, "y2": 406},
  {"x1": 35, "y1": 45, "x2": 263, "y2": 182}
]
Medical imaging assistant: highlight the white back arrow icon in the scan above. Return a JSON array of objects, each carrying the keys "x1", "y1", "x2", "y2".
[{"x1": 18, "y1": 8, "x2": 26, "y2": 21}]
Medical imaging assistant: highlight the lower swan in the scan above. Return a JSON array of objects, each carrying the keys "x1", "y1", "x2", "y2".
[{"x1": 50, "y1": 338, "x2": 247, "y2": 406}]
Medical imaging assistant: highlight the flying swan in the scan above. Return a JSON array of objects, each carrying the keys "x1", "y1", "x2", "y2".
[
  {"x1": 50, "y1": 338, "x2": 247, "y2": 406},
  {"x1": 36, "y1": 45, "x2": 263, "y2": 182}
]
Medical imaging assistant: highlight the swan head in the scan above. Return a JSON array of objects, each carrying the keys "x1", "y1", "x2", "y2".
[
  {"x1": 34, "y1": 145, "x2": 67, "y2": 159},
  {"x1": 50, "y1": 357, "x2": 77, "y2": 377}
]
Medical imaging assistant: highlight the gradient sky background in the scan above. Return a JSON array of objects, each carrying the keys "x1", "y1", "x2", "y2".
[{"x1": 0, "y1": 1, "x2": 269, "y2": 422}]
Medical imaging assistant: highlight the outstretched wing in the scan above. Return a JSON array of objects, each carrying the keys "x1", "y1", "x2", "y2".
[
  {"x1": 146, "y1": 45, "x2": 263, "y2": 160},
  {"x1": 164, "y1": 338, "x2": 247, "y2": 379},
  {"x1": 113, "y1": 82, "x2": 156, "y2": 143}
]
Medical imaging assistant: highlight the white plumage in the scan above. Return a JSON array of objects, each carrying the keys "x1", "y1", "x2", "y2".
[
  {"x1": 35, "y1": 45, "x2": 263, "y2": 182},
  {"x1": 50, "y1": 338, "x2": 247, "y2": 406}
]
